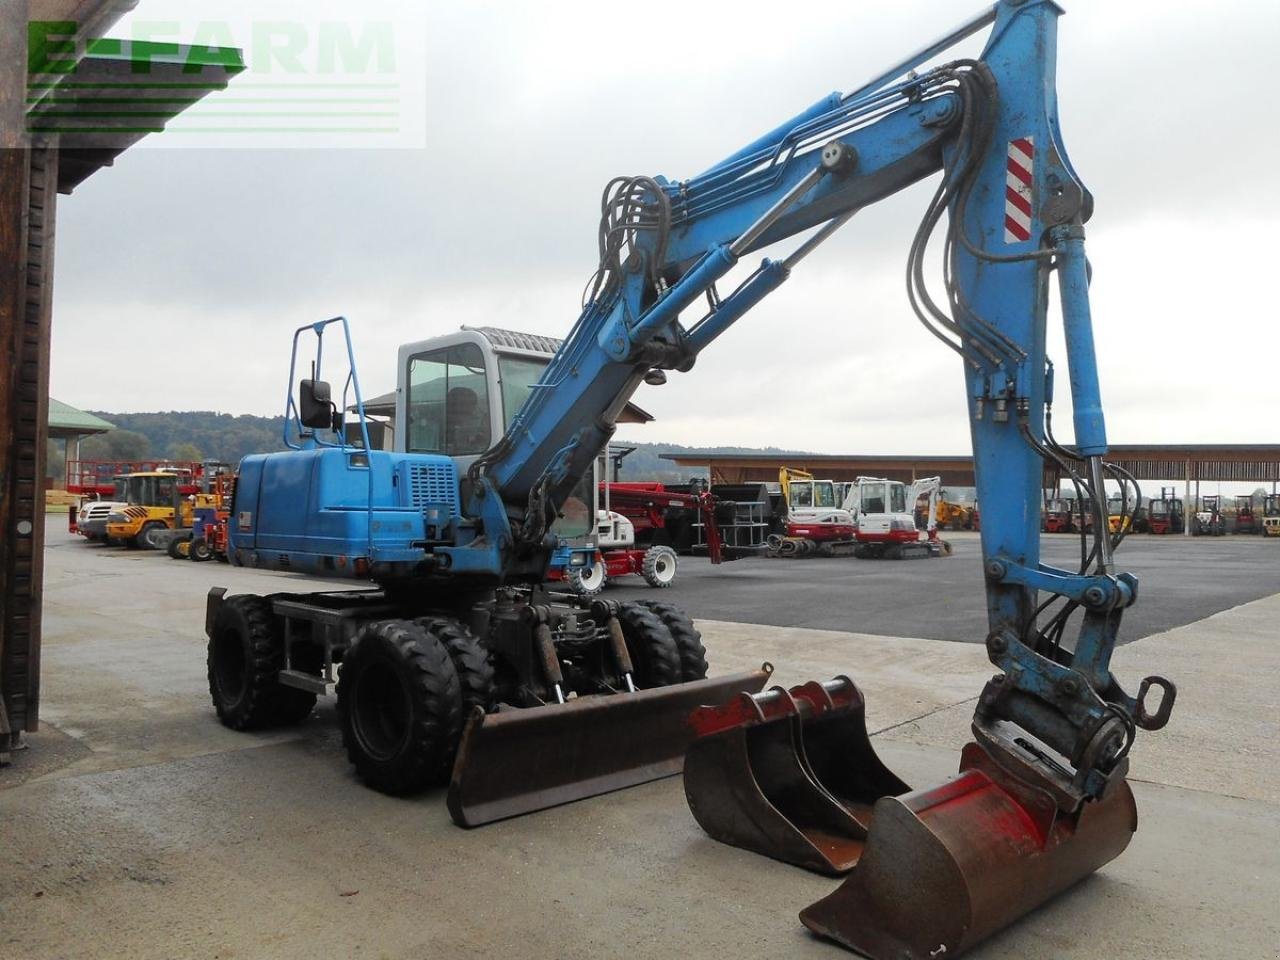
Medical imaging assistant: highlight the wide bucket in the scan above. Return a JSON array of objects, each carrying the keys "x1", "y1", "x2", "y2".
[
  {"x1": 799, "y1": 741, "x2": 1138, "y2": 959},
  {"x1": 447, "y1": 667, "x2": 772, "y2": 827},
  {"x1": 683, "y1": 678, "x2": 908, "y2": 875}
]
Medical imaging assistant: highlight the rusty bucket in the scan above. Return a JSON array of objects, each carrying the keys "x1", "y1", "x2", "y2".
[
  {"x1": 799, "y1": 739, "x2": 1138, "y2": 959},
  {"x1": 683, "y1": 678, "x2": 908, "y2": 875},
  {"x1": 447, "y1": 666, "x2": 772, "y2": 828}
]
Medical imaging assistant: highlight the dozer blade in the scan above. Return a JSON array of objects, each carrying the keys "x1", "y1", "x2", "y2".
[
  {"x1": 799, "y1": 740, "x2": 1138, "y2": 960},
  {"x1": 447, "y1": 667, "x2": 771, "y2": 828},
  {"x1": 683, "y1": 678, "x2": 909, "y2": 875}
]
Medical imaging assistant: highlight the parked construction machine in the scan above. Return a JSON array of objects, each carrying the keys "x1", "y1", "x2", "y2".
[
  {"x1": 1193, "y1": 495, "x2": 1227, "y2": 536},
  {"x1": 935, "y1": 494, "x2": 972, "y2": 531},
  {"x1": 1042, "y1": 495, "x2": 1075, "y2": 533},
  {"x1": 1233, "y1": 495, "x2": 1258, "y2": 535},
  {"x1": 103, "y1": 471, "x2": 192, "y2": 549},
  {"x1": 1147, "y1": 488, "x2": 1185, "y2": 535},
  {"x1": 1263, "y1": 494, "x2": 1280, "y2": 537},
  {"x1": 205, "y1": 3, "x2": 1175, "y2": 954},
  {"x1": 841, "y1": 476, "x2": 948, "y2": 558}
]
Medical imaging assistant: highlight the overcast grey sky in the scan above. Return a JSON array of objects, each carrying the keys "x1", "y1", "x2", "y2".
[{"x1": 47, "y1": 0, "x2": 1280, "y2": 454}]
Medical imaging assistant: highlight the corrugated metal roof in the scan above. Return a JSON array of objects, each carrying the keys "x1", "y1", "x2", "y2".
[
  {"x1": 47, "y1": 398, "x2": 115, "y2": 436},
  {"x1": 464, "y1": 326, "x2": 565, "y2": 355}
]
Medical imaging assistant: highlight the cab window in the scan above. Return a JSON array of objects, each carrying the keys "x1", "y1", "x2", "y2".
[
  {"x1": 154, "y1": 476, "x2": 176, "y2": 506},
  {"x1": 889, "y1": 484, "x2": 907, "y2": 514},
  {"x1": 406, "y1": 343, "x2": 492, "y2": 456},
  {"x1": 861, "y1": 483, "x2": 886, "y2": 514}
]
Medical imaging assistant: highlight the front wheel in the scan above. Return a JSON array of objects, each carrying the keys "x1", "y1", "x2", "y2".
[
  {"x1": 634, "y1": 600, "x2": 708, "y2": 682},
  {"x1": 189, "y1": 538, "x2": 214, "y2": 562},
  {"x1": 337, "y1": 619, "x2": 462, "y2": 795},
  {"x1": 138, "y1": 522, "x2": 167, "y2": 550},
  {"x1": 565, "y1": 561, "x2": 606, "y2": 596},
  {"x1": 616, "y1": 603, "x2": 681, "y2": 689},
  {"x1": 641, "y1": 545, "x2": 677, "y2": 588}
]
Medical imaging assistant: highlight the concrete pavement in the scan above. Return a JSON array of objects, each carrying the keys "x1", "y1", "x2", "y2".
[{"x1": 1, "y1": 519, "x2": 1276, "y2": 959}]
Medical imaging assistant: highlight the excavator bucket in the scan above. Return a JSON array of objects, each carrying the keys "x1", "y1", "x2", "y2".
[
  {"x1": 683, "y1": 678, "x2": 908, "y2": 875},
  {"x1": 447, "y1": 666, "x2": 772, "y2": 827},
  {"x1": 799, "y1": 740, "x2": 1138, "y2": 959}
]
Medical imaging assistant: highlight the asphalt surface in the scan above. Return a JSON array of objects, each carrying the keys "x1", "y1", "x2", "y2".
[{"x1": 608, "y1": 531, "x2": 1280, "y2": 642}]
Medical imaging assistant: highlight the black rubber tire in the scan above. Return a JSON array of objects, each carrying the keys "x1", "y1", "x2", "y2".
[
  {"x1": 566, "y1": 562, "x2": 606, "y2": 596},
  {"x1": 189, "y1": 538, "x2": 213, "y2": 562},
  {"x1": 616, "y1": 602, "x2": 682, "y2": 689},
  {"x1": 207, "y1": 594, "x2": 316, "y2": 730},
  {"x1": 640, "y1": 545, "x2": 678, "y2": 588},
  {"x1": 138, "y1": 522, "x2": 166, "y2": 550},
  {"x1": 415, "y1": 617, "x2": 495, "y2": 722},
  {"x1": 167, "y1": 536, "x2": 185, "y2": 560},
  {"x1": 634, "y1": 600, "x2": 708, "y2": 682},
  {"x1": 337, "y1": 619, "x2": 462, "y2": 795}
]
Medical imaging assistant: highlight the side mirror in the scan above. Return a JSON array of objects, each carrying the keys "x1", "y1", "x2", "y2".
[{"x1": 299, "y1": 379, "x2": 335, "y2": 429}]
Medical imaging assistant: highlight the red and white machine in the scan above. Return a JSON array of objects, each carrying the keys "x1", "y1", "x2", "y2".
[{"x1": 842, "y1": 476, "x2": 950, "y2": 559}]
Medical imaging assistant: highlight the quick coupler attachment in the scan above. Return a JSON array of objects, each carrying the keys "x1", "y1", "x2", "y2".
[
  {"x1": 799, "y1": 738, "x2": 1137, "y2": 959},
  {"x1": 683, "y1": 677, "x2": 909, "y2": 876},
  {"x1": 447, "y1": 666, "x2": 772, "y2": 828}
]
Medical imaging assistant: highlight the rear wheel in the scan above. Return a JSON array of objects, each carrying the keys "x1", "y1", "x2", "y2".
[
  {"x1": 635, "y1": 600, "x2": 708, "y2": 682},
  {"x1": 616, "y1": 603, "x2": 681, "y2": 689},
  {"x1": 641, "y1": 545, "x2": 678, "y2": 588},
  {"x1": 189, "y1": 538, "x2": 213, "y2": 562},
  {"x1": 207, "y1": 594, "x2": 316, "y2": 730},
  {"x1": 337, "y1": 619, "x2": 462, "y2": 794}
]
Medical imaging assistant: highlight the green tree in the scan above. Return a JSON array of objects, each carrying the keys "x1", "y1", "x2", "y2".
[
  {"x1": 81, "y1": 428, "x2": 151, "y2": 461},
  {"x1": 46, "y1": 439, "x2": 65, "y2": 480},
  {"x1": 166, "y1": 441, "x2": 204, "y2": 462}
]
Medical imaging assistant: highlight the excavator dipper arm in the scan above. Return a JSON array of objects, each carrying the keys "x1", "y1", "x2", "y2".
[{"x1": 456, "y1": 0, "x2": 1173, "y2": 814}]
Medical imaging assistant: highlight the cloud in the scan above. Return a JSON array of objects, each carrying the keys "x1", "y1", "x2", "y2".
[{"x1": 49, "y1": 0, "x2": 1280, "y2": 458}]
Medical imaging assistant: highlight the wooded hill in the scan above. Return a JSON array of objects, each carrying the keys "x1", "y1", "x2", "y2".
[{"x1": 49, "y1": 410, "x2": 812, "y2": 483}]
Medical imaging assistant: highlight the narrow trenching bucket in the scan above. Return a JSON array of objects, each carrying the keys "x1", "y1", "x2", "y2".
[
  {"x1": 683, "y1": 678, "x2": 909, "y2": 875},
  {"x1": 799, "y1": 740, "x2": 1138, "y2": 960},
  {"x1": 447, "y1": 666, "x2": 772, "y2": 828}
]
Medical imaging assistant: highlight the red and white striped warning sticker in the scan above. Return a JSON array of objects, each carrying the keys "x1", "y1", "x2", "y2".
[{"x1": 1005, "y1": 136, "x2": 1034, "y2": 243}]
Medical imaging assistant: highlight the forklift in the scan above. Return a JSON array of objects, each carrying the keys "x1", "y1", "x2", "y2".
[
  {"x1": 1263, "y1": 494, "x2": 1280, "y2": 538},
  {"x1": 1193, "y1": 495, "x2": 1226, "y2": 537},
  {"x1": 1147, "y1": 488, "x2": 1185, "y2": 535},
  {"x1": 1233, "y1": 495, "x2": 1258, "y2": 535}
]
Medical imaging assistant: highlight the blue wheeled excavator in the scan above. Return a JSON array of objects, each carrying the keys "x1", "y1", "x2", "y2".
[{"x1": 206, "y1": 2, "x2": 1175, "y2": 954}]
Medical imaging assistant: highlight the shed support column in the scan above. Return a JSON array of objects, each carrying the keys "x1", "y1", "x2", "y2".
[
  {"x1": 65, "y1": 433, "x2": 80, "y2": 481},
  {"x1": 1184, "y1": 460, "x2": 1191, "y2": 538}
]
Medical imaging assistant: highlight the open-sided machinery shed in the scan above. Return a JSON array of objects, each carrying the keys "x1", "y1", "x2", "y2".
[
  {"x1": 0, "y1": 2, "x2": 242, "y2": 760},
  {"x1": 664, "y1": 445, "x2": 1280, "y2": 503}
]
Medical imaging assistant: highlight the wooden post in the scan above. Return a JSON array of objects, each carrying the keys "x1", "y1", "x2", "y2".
[
  {"x1": 0, "y1": 0, "x2": 31, "y2": 750},
  {"x1": 0, "y1": 0, "x2": 54, "y2": 743}
]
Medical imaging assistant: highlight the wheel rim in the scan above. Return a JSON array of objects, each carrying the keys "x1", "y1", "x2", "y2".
[
  {"x1": 651, "y1": 553, "x2": 676, "y2": 583},
  {"x1": 350, "y1": 660, "x2": 412, "y2": 762},
  {"x1": 212, "y1": 628, "x2": 248, "y2": 706},
  {"x1": 580, "y1": 563, "x2": 605, "y2": 590}
]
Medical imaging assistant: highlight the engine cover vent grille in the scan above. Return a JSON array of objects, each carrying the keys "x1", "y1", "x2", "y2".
[{"x1": 405, "y1": 462, "x2": 459, "y2": 514}]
